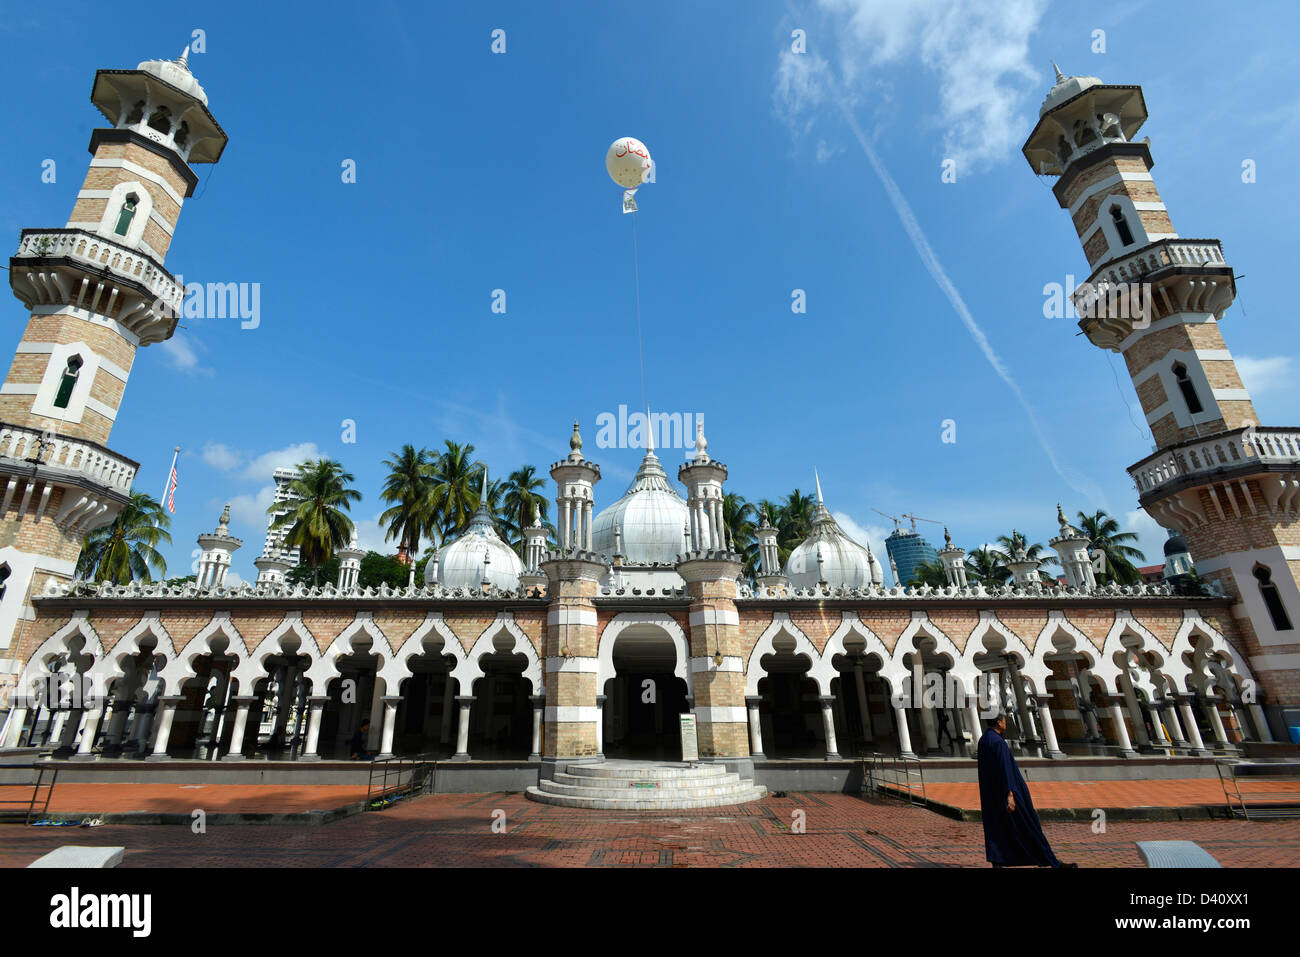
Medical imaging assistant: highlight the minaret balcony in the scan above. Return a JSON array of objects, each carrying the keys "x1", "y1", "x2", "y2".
[
  {"x1": 1128, "y1": 426, "x2": 1300, "y2": 502},
  {"x1": 10, "y1": 228, "x2": 181, "y2": 344},
  {"x1": 1072, "y1": 238, "x2": 1235, "y2": 350},
  {"x1": 0, "y1": 421, "x2": 138, "y2": 495}
]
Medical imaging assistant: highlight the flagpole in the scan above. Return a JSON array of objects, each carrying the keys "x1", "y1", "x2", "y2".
[{"x1": 157, "y1": 445, "x2": 179, "y2": 528}]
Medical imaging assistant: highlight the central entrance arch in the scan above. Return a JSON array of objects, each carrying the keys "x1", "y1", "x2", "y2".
[{"x1": 599, "y1": 614, "x2": 691, "y2": 760}]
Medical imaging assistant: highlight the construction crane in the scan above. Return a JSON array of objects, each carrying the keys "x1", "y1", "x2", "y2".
[
  {"x1": 901, "y1": 513, "x2": 943, "y2": 534},
  {"x1": 871, "y1": 508, "x2": 903, "y2": 532}
]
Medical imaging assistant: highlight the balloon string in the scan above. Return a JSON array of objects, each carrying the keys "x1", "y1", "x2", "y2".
[{"x1": 632, "y1": 210, "x2": 648, "y2": 420}]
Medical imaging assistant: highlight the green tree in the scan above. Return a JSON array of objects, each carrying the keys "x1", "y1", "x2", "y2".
[
  {"x1": 501, "y1": 465, "x2": 549, "y2": 556},
  {"x1": 993, "y1": 532, "x2": 1058, "y2": 582},
  {"x1": 776, "y1": 489, "x2": 816, "y2": 565},
  {"x1": 77, "y1": 492, "x2": 172, "y2": 584},
  {"x1": 268, "y1": 458, "x2": 360, "y2": 585},
  {"x1": 722, "y1": 492, "x2": 759, "y2": 574},
  {"x1": 1076, "y1": 509, "x2": 1145, "y2": 584},
  {"x1": 964, "y1": 545, "x2": 1010, "y2": 588},
  {"x1": 430, "y1": 440, "x2": 484, "y2": 541},
  {"x1": 358, "y1": 551, "x2": 410, "y2": 589},
  {"x1": 907, "y1": 558, "x2": 950, "y2": 589},
  {"x1": 379, "y1": 444, "x2": 437, "y2": 574}
]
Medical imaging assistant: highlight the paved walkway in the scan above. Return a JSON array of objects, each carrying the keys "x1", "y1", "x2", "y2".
[
  {"x1": 3, "y1": 792, "x2": 1299, "y2": 867},
  {"x1": 33, "y1": 782, "x2": 370, "y2": 815},
  {"x1": 920, "y1": 778, "x2": 1300, "y2": 811}
]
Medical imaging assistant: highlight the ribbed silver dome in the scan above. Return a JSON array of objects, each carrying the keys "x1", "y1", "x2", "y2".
[
  {"x1": 1040, "y1": 65, "x2": 1102, "y2": 117},
  {"x1": 784, "y1": 495, "x2": 881, "y2": 589},
  {"x1": 137, "y1": 48, "x2": 209, "y2": 106},
  {"x1": 426, "y1": 499, "x2": 523, "y2": 591},
  {"x1": 591, "y1": 450, "x2": 689, "y2": 565}
]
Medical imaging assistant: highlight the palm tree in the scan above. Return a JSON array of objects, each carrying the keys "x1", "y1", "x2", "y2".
[
  {"x1": 502, "y1": 465, "x2": 549, "y2": 556},
  {"x1": 268, "y1": 458, "x2": 361, "y2": 585},
  {"x1": 1076, "y1": 509, "x2": 1145, "y2": 584},
  {"x1": 77, "y1": 491, "x2": 171, "y2": 584},
  {"x1": 964, "y1": 546, "x2": 1010, "y2": 588},
  {"x1": 776, "y1": 489, "x2": 816, "y2": 565},
  {"x1": 430, "y1": 440, "x2": 484, "y2": 541},
  {"x1": 993, "y1": 532, "x2": 1058, "y2": 582},
  {"x1": 379, "y1": 444, "x2": 437, "y2": 572},
  {"x1": 722, "y1": 492, "x2": 759, "y2": 573},
  {"x1": 907, "y1": 559, "x2": 949, "y2": 589}
]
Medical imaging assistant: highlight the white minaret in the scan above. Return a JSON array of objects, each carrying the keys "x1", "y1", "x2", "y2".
[
  {"x1": 549, "y1": 422, "x2": 600, "y2": 553},
  {"x1": 678, "y1": 421, "x2": 730, "y2": 554},
  {"x1": 253, "y1": 546, "x2": 292, "y2": 586},
  {"x1": 336, "y1": 531, "x2": 365, "y2": 591},
  {"x1": 1003, "y1": 530, "x2": 1043, "y2": 588},
  {"x1": 1050, "y1": 505, "x2": 1097, "y2": 590},
  {"x1": 754, "y1": 506, "x2": 787, "y2": 590},
  {"x1": 518, "y1": 503, "x2": 549, "y2": 594},
  {"x1": 196, "y1": 504, "x2": 241, "y2": 589},
  {"x1": 936, "y1": 527, "x2": 968, "y2": 587}
]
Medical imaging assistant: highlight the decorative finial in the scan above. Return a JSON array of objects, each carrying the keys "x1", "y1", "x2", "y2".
[
  {"x1": 944, "y1": 526, "x2": 952, "y2": 548},
  {"x1": 219, "y1": 503, "x2": 230, "y2": 526},
  {"x1": 177, "y1": 45, "x2": 191, "y2": 70},
  {"x1": 693, "y1": 420, "x2": 708, "y2": 462},
  {"x1": 645, "y1": 407, "x2": 655, "y2": 453},
  {"x1": 480, "y1": 467, "x2": 489, "y2": 503},
  {"x1": 1052, "y1": 60, "x2": 1065, "y2": 83},
  {"x1": 533, "y1": 503, "x2": 542, "y2": 526},
  {"x1": 1056, "y1": 502, "x2": 1068, "y2": 531},
  {"x1": 814, "y1": 469, "x2": 824, "y2": 506},
  {"x1": 569, "y1": 420, "x2": 583, "y2": 459}
]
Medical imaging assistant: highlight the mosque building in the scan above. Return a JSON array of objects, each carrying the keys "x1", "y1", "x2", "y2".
[{"x1": 0, "y1": 52, "x2": 1295, "y2": 807}]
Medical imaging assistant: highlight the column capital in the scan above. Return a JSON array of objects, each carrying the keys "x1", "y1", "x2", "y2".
[
  {"x1": 307, "y1": 695, "x2": 329, "y2": 706},
  {"x1": 529, "y1": 695, "x2": 545, "y2": 706},
  {"x1": 380, "y1": 695, "x2": 402, "y2": 707},
  {"x1": 455, "y1": 695, "x2": 475, "y2": 707}
]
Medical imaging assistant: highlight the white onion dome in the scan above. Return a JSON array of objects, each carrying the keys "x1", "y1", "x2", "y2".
[
  {"x1": 591, "y1": 449, "x2": 689, "y2": 564},
  {"x1": 784, "y1": 477, "x2": 880, "y2": 589},
  {"x1": 1040, "y1": 62, "x2": 1102, "y2": 117},
  {"x1": 425, "y1": 476, "x2": 523, "y2": 591},
  {"x1": 137, "y1": 46, "x2": 208, "y2": 106}
]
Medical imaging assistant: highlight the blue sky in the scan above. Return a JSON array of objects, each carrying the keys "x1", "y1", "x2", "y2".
[{"x1": 2, "y1": 0, "x2": 1298, "y2": 583}]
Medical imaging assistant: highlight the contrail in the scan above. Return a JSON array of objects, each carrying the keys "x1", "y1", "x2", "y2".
[{"x1": 834, "y1": 96, "x2": 1096, "y2": 499}]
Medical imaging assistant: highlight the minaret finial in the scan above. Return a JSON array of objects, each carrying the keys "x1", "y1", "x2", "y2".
[
  {"x1": 1052, "y1": 60, "x2": 1065, "y2": 82},
  {"x1": 944, "y1": 526, "x2": 952, "y2": 548},
  {"x1": 569, "y1": 420, "x2": 583, "y2": 460},
  {"x1": 177, "y1": 44, "x2": 191, "y2": 69},
  {"x1": 645, "y1": 407, "x2": 655, "y2": 453},
  {"x1": 814, "y1": 469, "x2": 824, "y2": 506},
  {"x1": 480, "y1": 467, "x2": 489, "y2": 504}
]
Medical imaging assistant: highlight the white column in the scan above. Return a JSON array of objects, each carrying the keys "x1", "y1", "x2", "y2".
[
  {"x1": 529, "y1": 695, "x2": 543, "y2": 761},
  {"x1": 1037, "y1": 696, "x2": 1063, "y2": 758},
  {"x1": 301, "y1": 696, "x2": 327, "y2": 760},
  {"x1": 965, "y1": 697, "x2": 983, "y2": 757},
  {"x1": 893, "y1": 701, "x2": 916, "y2": 758},
  {"x1": 595, "y1": 694, "x2": 606, "y2": 757},
  {"x1": 819, "y1": 696, "x2": 840, "y2": 759},
  {"x1": 1177, "y1": 695, "x2": 1209, "y2": 755},
  {"x1": 147, "y1": 696, "x2": 182, "y2": 760},
  {"x1": 559, "y1": 501, "x2": 570, "y2": 549},
  {"x1": 378, "y1": 695, "x2": 400, "y2": 759},
  {"x1": 913, "y1": 660, "x2": 938, "y2": 752},
  {"x1": 1121, "y1": 679, "x2": 1151, "y2": 748},
  {"x1": 222, "y1": 697, "x2": 254, "y2": 761},
  {"x1": 72, "y1": 706, "x2": 104, "y2": 759},
  {"x1": 1248, "y1": 704, "x2": 1275, "y2": 743},
  {"x1": 584, "y1": 501, "x2": 593, "y2": 551},
  {"x1": 1107, "y1": 700, "x2": 1137, "y2": 757},
  {"x1": 1204, "y1": 700, "x2": 1230, "y2": 747},
  {"x1": 746, "y1": 696, "x2": 764, "y2": 758},
  {"x1": 453, "y1": 695, "x2": 473, "y2": 760},
  {"x1": 1, "y1": 706, "x2": 28, "y2": 747},
  {"x1": 1161, "y1": 700, "x2": 1188, "y2": 748}
]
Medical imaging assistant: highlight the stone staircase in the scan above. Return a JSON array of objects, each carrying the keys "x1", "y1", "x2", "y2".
[{"x1": 526, "y1": 760, "x2": 766, "y2": 810}]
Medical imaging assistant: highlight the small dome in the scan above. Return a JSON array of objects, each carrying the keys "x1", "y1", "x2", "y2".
[
  {"x1": 1040, "y1": 64, "x2": 1102, "y2": 117},
  {"x1": 591, "y1": 450, "x2": 689, "y2": 565},
  {"x1": 784, "y1": 484, "x2": 880, "y2": 589},
  {"x1": 426, "y1": 494, "x2": 523, "y2": 591},
  {"x1": 1163, "y1": 530, "x2": 1190, "y2": 558},
  {"x1": 137, "y1": 47, "x2": 208, "y2": 106}
]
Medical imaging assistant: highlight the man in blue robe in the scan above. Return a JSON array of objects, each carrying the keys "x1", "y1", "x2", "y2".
[{"x1": 977, "y1": 709, "x2": 1075, "y2": 867}]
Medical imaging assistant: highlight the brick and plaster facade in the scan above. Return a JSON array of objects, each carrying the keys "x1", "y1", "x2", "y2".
[
  {"x1": 0, "y1": 49, "x2": 226, "y2": 707},
  {"x1": 1024, "y1": 66, "x2": 1300, "y2": 734}
]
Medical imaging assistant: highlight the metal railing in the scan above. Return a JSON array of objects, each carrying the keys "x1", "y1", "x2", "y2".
[
  {"x1": 366, "y1": 753, "x2": 438, "y2": 809},
  {"x1": 1215, "y1": 759, "x2": 1300, "y2": 821},
  {"x1": 0, "y1": 764, "x2": 58, "y2": 824},
  {"x1": 859, "y1": 749, "x2": 926, "y2": 806}
]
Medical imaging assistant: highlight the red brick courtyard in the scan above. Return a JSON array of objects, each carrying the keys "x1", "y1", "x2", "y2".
[{"x1": 3, "y1": 790, "x2": 1299, "y2": 868}]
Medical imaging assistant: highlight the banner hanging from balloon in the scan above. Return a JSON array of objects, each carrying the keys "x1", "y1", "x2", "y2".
[{"x1": 607, "y1": 136, "x2": 652, "y2": 211}]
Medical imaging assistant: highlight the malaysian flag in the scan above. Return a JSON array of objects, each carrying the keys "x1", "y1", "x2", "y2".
[{"x1": 165, "y1": 463, "x2": 178, "y2": 514}]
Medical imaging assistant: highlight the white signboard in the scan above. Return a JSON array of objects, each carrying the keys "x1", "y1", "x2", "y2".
[{"x1": 679, "y1": 712, "x2": 699, "y2": 763}]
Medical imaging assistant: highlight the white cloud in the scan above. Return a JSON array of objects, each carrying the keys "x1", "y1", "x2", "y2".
[
  {"x1": 159, "y1": 332, "x2": 211, "y2": 375},
  {"x1": 813, "y1": 0, "x2": 1049, "y2": 172},
  {"x1": 199, "y1": 440, "x2": 323, "y2": 482},
  {"x1": 833, "y1": 511, "x2": 893, "y2": 578},
  {"x1": 228, "y1": 484, "x2": 277, "y2": 531},
  {"x1": 353, "y1": 511, "x2": 398, "y2": 556},
  {"x1": 1234, "y1": 355, "x2": 1291, "y2": 395},
  {"x1": 1124, "y1": 507, "x2": 1165, "y2": 570}
]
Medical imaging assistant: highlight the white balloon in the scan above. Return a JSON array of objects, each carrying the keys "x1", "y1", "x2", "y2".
[{"x1": 606, "y1": 137, "x2": 652, "y2": 189}]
